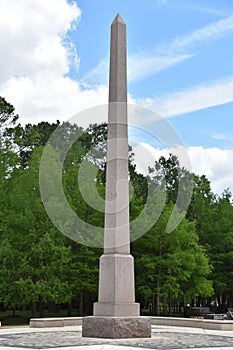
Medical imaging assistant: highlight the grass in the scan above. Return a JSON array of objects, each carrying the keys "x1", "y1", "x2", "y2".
[
  {"x1": 0, "y1": 311, "x2": 31, "y2": 326},
  {"x1": 0, "y1": 309, "x2": 79, "y2": 327}
]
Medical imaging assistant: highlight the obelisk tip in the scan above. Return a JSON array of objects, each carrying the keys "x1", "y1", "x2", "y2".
[{"x1": 112, "y1": 13, "x2": 125, "y2": 25}]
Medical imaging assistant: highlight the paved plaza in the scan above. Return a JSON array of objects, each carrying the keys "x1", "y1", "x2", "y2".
[{"x1": 1, "y1": 325, "x2": 233, "y2": 350}]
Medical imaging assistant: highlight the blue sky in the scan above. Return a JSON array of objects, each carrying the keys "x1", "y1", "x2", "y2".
[
  {"x1": 0, "y1": 0, "x2": 232, "y2": 194},
  {"x1": 73, "y1": 0, "x2": 233, "y2": 149}
]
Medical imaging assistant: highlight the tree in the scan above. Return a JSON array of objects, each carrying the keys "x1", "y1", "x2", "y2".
[
  {"x1": 148, "y1": 154, "x2": 192, "y2": 206},
  {"x1": 5, "y1": 121, "x2": 60, "y2": 167},
  {"x1": 0, "y1": 96, "x2": 20, "y2": 193},
  {"x1": 132, "y1": 198, "x2": 213, "y2": 315},
  {"x1": 1, "y1": 110, "x2": 232, "y2": 318},
  {"x1": 131, "y1": 154, "x2": 213, "y2": 314},
  {"x1": 0, "y1": 147, "x2": 72, "y2": 315},
  {"x1": 187, "y1": 174, "x2": 215, "y2": 245},
  {"x1": 207, "y1": 190, "x2": 233, "y2": 307},
  {"x1": 0, "y1": 98, "x2": 21, "y2": 304},
  {"x1": 0, "y1": 96, "x2": 18, "y2": 130},
  {"x1": 0, "y1": 120, "x2": 103, "y2": 316}
]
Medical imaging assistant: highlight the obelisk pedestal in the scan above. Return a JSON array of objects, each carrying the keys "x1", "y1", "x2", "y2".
[{"x1": 82, "y1": 14, "x2": 151, "y2": 339}]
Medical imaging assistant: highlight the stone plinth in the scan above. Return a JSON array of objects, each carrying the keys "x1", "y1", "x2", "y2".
[
  {"x1": 82, "y1": 317, "x2": 151, "y2": 338},
  {"x1": 93, "y1": 254, "x2": 139, "y2": 317}
]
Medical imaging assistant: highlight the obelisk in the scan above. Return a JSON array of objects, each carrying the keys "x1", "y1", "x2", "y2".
[{"x1": 82, "y1": 14, "x2": 151, "y2": 339}]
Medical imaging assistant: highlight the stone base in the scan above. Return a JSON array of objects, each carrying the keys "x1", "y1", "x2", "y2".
[{"x1": 82, "y1": 316, "x2": 151, "y2": 338}]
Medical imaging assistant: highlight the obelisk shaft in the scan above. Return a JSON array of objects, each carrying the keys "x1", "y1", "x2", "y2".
[
  {"x1": 109, "y1": 14, "x2": 127, "y2": 103},
  {"x1": 93, "y1": 14, "x2": 139, "y2": 317},
  {"x1": 104, "y1": 13, "x2": 130, "y2": 254}
]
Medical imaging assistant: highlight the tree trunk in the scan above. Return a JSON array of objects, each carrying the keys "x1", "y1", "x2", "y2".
[
  {"x1": 78, "y1": 291, "x2": 84, "y2": 316},
  {"x1": 39, "y1": 296, "x2": 44, "y2": 318},
  {"x1": 156, "y1": 233, "x2": 162, "y2": 316},
  {"x1": 156, "y1": 288, "x2": 160, "y2": 316},
  {"x1": 67, "y1": 302, "x2": 72, "y2": 317},
  {"x1": 31, "y1": 301, "x2": 37, "y2": 318},
  {"x1": 152, "y1": 291, "x2": 156, "y2": 315},
  {"x1": 11, "y1": 308, "x2": 16, "y2": 316},
  {"x1": 163, "y1": 296, "x2": 167, "y2": 315}
]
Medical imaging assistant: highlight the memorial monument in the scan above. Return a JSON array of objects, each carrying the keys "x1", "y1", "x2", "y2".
[{"x1": 82, "y1": 14, "x2": 151, "y2": 339}]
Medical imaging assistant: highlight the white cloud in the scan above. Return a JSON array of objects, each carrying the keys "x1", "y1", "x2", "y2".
[
  {"x1": 0, "y1": 1, "x2": 232, "y2": 134},
  {"x1": 2, "y1": 75, "x2": 108, "y2": 126},
  {"x1": 132, "y1": 143, "x2": 168, "y2": 175},
  {"x1": 126, "y1": 15, "x2": 233, "y2": 83},
  {"x1": 171, "y1": 15, "x2": 233, "y2": 50},
  {"x1": 82, "y1": 59, "x2": 109, "y2": 85},
  {"x1": 0, "y1": 0, "x2": 80, "y2": 83},
  {"x1": 82, "y1": 53, "x2": 194, "y2": 85},
  {"x1": 83, "y1": 14, "x2": 233, "y2": 87},
  {"x1": 130, "y1": 15, "x2": 233, "y2": 115},
  {"x1": 0, "y1": 0, "x2": 108, "y2": 126},
  {"x1": 184, "y1": 4, "x2": 225, "y2": 17},
  {"x1": 210, "y1": 132, "x2": 233, "y2": 145},
  {"x1": 127, "y1": 53, "x2": 193, "y2": 82},
  {"x1": 135, "y1": 75, "x2": 233, "y2": 117},
  {"x1": 188, "y1": 146, "x2": 233, "y2": 195},
  {"x1": 133, "y1": 143, "x2": 233, "y2": 195}
]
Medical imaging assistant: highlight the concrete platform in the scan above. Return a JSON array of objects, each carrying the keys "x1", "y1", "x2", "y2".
[
  {"x1": 3, "y1": 324, "x2": 233, "y2": 349},
  {"x1": 151, "y1": 316, "x2": 233, "y2": 331},
  {"x1": 30, "y1": 316, "x2": 233, "y2": 331}
]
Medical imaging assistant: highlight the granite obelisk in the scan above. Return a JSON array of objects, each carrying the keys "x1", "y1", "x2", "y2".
[{"x1": 82, "y1": 14, "x2": 151, "y2": 339}]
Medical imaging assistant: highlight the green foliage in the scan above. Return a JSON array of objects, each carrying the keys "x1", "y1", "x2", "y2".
[
  {"x1": 132, "y1": 201, "x2": 213, "y2": 303},
  {"x1": 0, "y1": 97, "x2": 19, "y2": 129},
  {"x1": 5, "y1": 121, "x2": 60, "y2": 167},
  {"x1": 0, "y1": 97, "x2": 233, "y2": 315}
]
